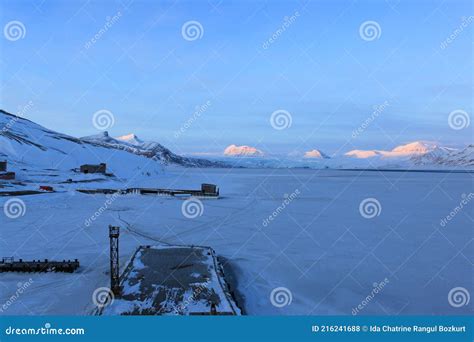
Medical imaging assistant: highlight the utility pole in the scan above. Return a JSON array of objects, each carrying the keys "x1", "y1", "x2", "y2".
[{"x1": 109, "y1": 225, "x2": 120, "y2": 296}]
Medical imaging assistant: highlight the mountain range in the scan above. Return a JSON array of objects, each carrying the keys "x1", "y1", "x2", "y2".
[
  {"x1": 217, "y1": 142, "x2": 473, "y2": 168},
  {"x1": 0, "y1": 109, "x2": 472, "y2": 172}
]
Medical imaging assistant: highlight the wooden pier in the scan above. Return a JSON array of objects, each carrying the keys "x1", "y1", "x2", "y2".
[
  {"x1": 100, "y1": 245, "x2": 240, "y2": 315},
  {"x1": 0, "y1": 257, "x2": 80, "y2": 273}
]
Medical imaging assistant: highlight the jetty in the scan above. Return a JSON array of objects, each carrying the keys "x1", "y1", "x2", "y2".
[
  {"x1": 100, "y1": 245, "x2": 240, "y2": 315},
  {"x1": 0, "y1": 257, "x2": 79, "y2": 273},
  {"x1": 77, "y1": 183, "x2": 219, "y2": 198}
]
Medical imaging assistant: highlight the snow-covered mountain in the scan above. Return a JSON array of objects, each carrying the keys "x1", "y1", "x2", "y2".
[
  {"x1": 0, "y1": 109, "x2": 225, "y2": 178},
  {"x1": 223, "y1": 144, "x2": 264, "y2": 157},
  {"x1": 213, "y1": 141, "x2": 473, "y2": 169},
  {"x1": 345, "y1": 141, "x2": 438, "y2": 159},
  {"x1": 81, "y1": 131, "x2": 226, "y2": 168},
  {"x1": 0, "y1": 110, "x2": 166, "y2": 179},
  {"x1": 304, "y1": 149, "x2": 330, "y2": 159},
  {"x1": 337, "y1": 141, "x2": 472, "y2": 169},
  {"x1": 391, "y1": 141, "x2": 435, "y2": 154},
  {"x1": 345, "y1": 150, "x2": 381, "y2": 158},
  {"x1": 411, "y1": 144, "x2": 474, "y2": 167}
]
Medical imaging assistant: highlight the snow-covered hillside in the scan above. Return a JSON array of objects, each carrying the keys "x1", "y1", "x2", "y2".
[
  {"x1": 411, "y1": 144, "x2": 474, "y2": 167},
  {"x1": 0, "y1": 110, "x2": 167, "y2": 180},
  {"x1": 0, "y1": 110, "x2": 225, "y2": 181}
]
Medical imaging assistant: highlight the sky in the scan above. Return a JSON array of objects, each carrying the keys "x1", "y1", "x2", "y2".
[{"x1": 1, "y1": 0, "x2": 472, "y2": 156}]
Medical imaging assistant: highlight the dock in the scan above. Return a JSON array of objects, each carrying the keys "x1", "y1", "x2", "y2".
[
  {"x1": 100, "y1": 245, "x2": 240, "y2": 315},
  {"x1": 77, "y1": 183, "x2": 219, "y2": 198},
  {"x1": 0, "y1": 257, "x2": 80, "y2": 273}
]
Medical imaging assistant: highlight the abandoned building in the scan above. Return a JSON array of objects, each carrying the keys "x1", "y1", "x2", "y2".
[
  {"x1": 80, "y1": 163, "x2": 106, "y2": 174},
  {"x1": 0, "y1": 161, "x2": 15, "y2": 180},
  {"x1": 0, "y1": 172, "x2": 15, "y2": 180},
  {"x1": 201, "y1": 183, "x2": 219, "y2": 196}
]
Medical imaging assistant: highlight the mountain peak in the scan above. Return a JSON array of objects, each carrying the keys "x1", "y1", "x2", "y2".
[
  {"x1": 224, "y1": 144, "x2": 264, "y2": 157},
  {"x1": 116, "y1": 133, "x2": 143, "y2": 145},
  {"x1": 344, "y1": 149, "x2": 380, "y2": 158},
  {"x1": 304, "y1": 149, "x2": 330, "y2": 159},
  {"x1": 391, "y1": 141, "x2": 437, "y2": 154}
]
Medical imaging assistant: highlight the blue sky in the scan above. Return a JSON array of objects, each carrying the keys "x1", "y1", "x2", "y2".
[{"x1": 1, "y1": 0, "x2": 472, "y2": 155}]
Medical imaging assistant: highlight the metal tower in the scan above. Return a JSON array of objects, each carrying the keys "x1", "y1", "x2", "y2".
[{"x1": 109, "y1": 225, "x2": 120, "y2": 296}]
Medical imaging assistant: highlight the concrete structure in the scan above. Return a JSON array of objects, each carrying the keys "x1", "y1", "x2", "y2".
[
  {"x1": 100, "y1": 245, "x2": 241, "y2": 315},
  {"x1": 80, "y1": 163, "x2": 106, "y2": 174}
]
